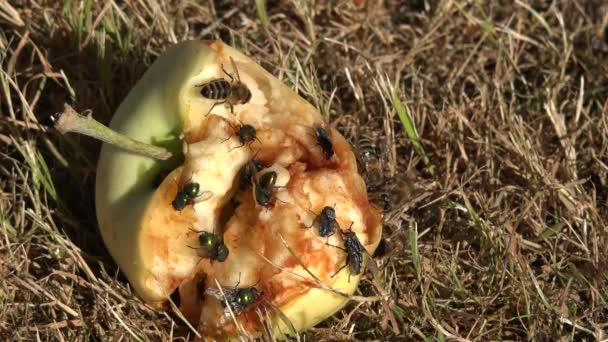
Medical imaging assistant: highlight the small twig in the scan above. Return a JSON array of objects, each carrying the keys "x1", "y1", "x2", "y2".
[
  {"x1": 54, "y1": 104, "x2": 172, "y2": 160},
  {"x1": 102, "y1": 297, "x2": 144, "y2": 342},
  {"x1": 13, "y1": 276, "x2": 79, "y2": 318},
  {"x1": 28, "y1": 319, "x2": 82, "y2": 331},
  {"x1": 198, "y1": 6, "x2": 241, "y2": 37}
]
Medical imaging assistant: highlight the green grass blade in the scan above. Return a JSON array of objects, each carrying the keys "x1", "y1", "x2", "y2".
[
  {"x1": 392, "y1": 91, "x2": 433, "y2": 174},
  {"x1": 255, "y1": 0, "x2": 269, "y2": 29},
  {"x1": 0, "y1": 211, "x2": 16, "y2": 236},
  {"x1": 474, "y1": 0, "x2": 496, "y2": 34}
]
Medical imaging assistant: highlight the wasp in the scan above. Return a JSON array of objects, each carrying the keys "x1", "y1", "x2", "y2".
[
  {"x1": 356, "y1": 134, "x2": 386, "y2": 189},
  {"x1": 314, "y1": 126, "x2": 334, "y2": 159},
  {"x1": 190, "y1": 230, "x2": 229, "y2": 262},
  {"x1": 172, "y1": 181, "x2": 213, "y2": 211},
  {"x1": 197, "y1": 57, "x2": 252, "y2": 115},
  {"x1": 254, "y1": 171, "x2": 279, "y2": 208},
  {"x1": 329, "y1": 223, "x2": 365, "y2": 282},
  {"x1": 305, "y1": 205, "x2": 339, "y2": 238},
  {"x1": 357, "y1": 134, "x2": 379, "y2": 169},
  {"x1": 357, "y1": 135, "x2": 376, "y2": 162}
]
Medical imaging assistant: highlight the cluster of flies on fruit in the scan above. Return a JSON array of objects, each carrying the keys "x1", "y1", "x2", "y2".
[{"x1": 169, "y1": 58, "x2": 366, "y2": 318}]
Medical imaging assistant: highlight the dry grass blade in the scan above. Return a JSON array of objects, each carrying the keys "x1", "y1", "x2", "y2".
[
  {"x1": 1, "y1": 1, "x2": 607, "y2": 340},
  {"x1": 277, "y1": 234, "x2": 349, "y2": 297},
  {"x1": 213, "y1": 278, "x2": 249, "y2": 340},
  {"x1": 13, "y1": 277, "x2": 79, "y2": 318},
  {"x1": 515, "y1": 0, "x2": 551, "y2": 34},
  {"x1": 102, "y1": 297, "x2": 144, "y2": 342},
  {"x1": 260, "y1": 301, "x2": 299, "y2": 341},
  {"x1": 161, "y1": 281, "x2": 201, "y2": 339},
  {"x1": 0, "y1": 1, "x2": 24, "y2": 27}
]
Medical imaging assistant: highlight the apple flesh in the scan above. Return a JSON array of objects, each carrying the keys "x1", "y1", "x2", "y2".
[{"x1": 95, "y1": 40, "x2": 382, "y2": 339}]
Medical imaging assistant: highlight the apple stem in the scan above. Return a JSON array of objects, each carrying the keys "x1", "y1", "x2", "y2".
[{"x1": 55, "y1": 104, "x2": 173, "y2": 160}]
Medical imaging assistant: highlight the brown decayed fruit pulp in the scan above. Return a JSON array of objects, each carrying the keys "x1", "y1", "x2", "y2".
[{"x1": 135, "y1": 41, "x2": 382, "y2": 339}]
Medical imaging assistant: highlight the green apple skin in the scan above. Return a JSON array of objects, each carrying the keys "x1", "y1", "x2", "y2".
[{"x1": 95, "y1": 41, "x2": 215, "y2": 304}]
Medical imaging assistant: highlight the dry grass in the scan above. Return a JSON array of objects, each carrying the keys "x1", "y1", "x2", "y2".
[{"x1": 1, "y1": 0, "x2": 608, "y2": 340}]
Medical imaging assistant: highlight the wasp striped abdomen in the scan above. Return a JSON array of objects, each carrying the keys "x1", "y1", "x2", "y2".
[
  {"x1": 199, "y1": 79, "x2": 232, "y2": 100},
  {"x1": 357, "y1": 135, "x2": 377, "y2": 164},
  {"x1": 197, "y1": 57, "x2": 253, "y2": 116}
]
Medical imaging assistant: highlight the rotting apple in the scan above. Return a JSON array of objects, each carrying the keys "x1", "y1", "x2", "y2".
[{"x1": 89, "y1": 40, "x2": 382, "y2": 339}]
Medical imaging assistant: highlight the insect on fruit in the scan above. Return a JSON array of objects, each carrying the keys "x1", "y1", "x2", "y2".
[
  {"x1": 222, "y1": 123, "x2": 260, "y2": 152},
  {"x1": 317, "y1": 206, "x2": 338, "y2": 237},
  {"x1": 228, "y1": 287, "x2": 261, "y2": 313},
  {"x1": 314, "y1": 126, "x2": 334, "y2": 160},
  {"x1": 258, "y1": 170, "x2": 277, "y2": 189},
  {"x1": 305, "y1": 205, "x2": 339, "y2": 239},
  {"x1": 254, "y1": 171, "x2": 282, "y2": 208},
  {"x1": 189, "y1": 230, "x2": 229, "y2": 262},
  {"x1": 238, "y1": 124, "x2": 257, "y2": 144},
  {"x1": 329, "y1": 223, "x2": 365, "y2": 282},
  {"x1": 206, "y1": 276, "x2": 262, "y2": 315},
  {"x1": 254, "y1": 183, "x2": 272, "y2": 207},
  {"x1": 172, "y1": 181, "x2": 213, "y2": 211},
  {"x1": 238, "y1": 159, "x2": 264, "y2": 191},
  {"x1": 183, "y1": 182, "x2": 201, "y2": 198},
  {"x1": 222, "y1": 124, "x2": 261, "y2": 154},
  {"x1": 197, "y1": 57, "x2": 252, "y2": 116}
]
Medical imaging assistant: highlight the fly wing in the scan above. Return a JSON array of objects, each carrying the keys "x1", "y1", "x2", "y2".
[
  {"x1": 194, "y1": 190, "x2": 214, "y2": 203},
  {"x1": 355, "y1": 235, "x2": 365, "y2": 252},
  {"x1": 195, "y1": 246, "x2": 216, "y2": 260},
  {"x1": 329, "y1": 219, "x2": 341, "y2": 235},
  {"x1": 205, "y1": 286, "x2": 241, "y2": 314},
  {"x1": 204, "y1": 286, "x2": 225, "y2": 301},
  {"x1": 187, "y1": 242, "x2": 214, "y2": 261}
]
